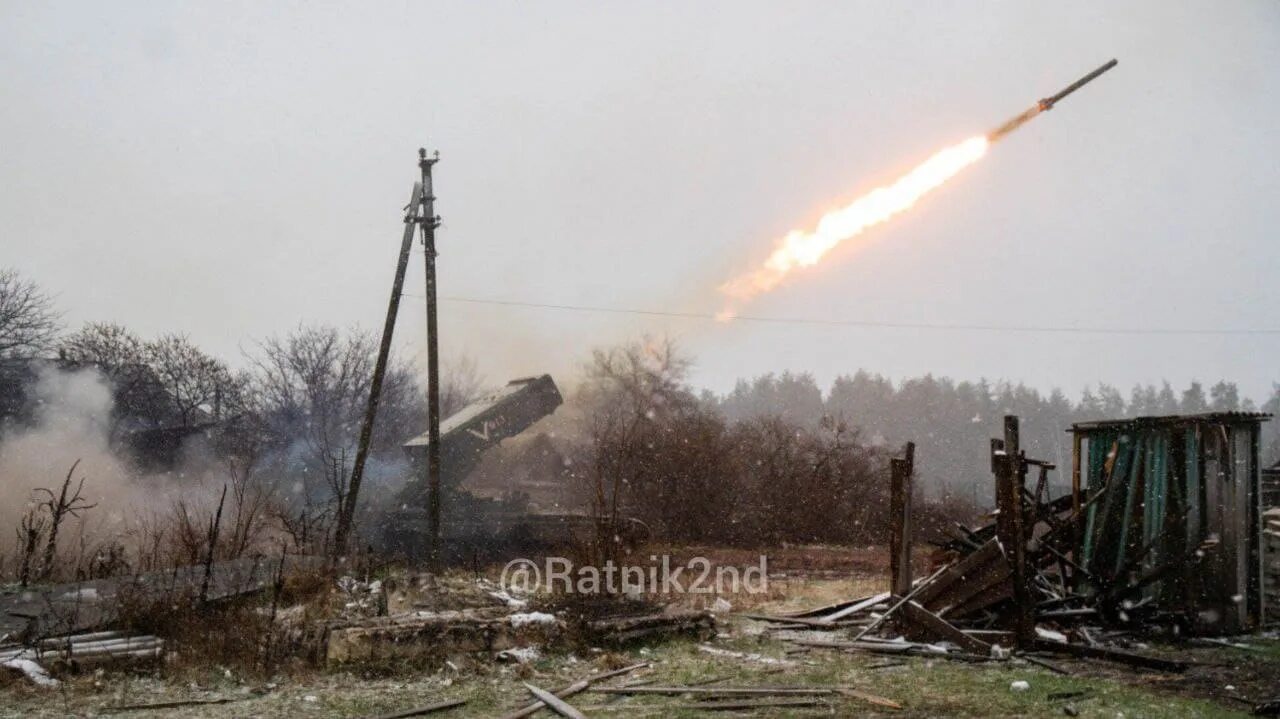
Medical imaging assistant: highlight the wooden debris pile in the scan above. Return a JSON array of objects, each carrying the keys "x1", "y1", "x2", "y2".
[{"x1": 746, "y1": 415, "x2": 1237, "y2": 673}]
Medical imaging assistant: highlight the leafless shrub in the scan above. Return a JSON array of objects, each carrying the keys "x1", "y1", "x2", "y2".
[
  {"x1": 35, "y1": 460, "x2": 97, "y2": 581},
  {"x1": 198, "y1": 485, "x2": 228, "y2": 604},
  {"x1": 15, "y1": 506, "x2": 46, "y2": 587}
]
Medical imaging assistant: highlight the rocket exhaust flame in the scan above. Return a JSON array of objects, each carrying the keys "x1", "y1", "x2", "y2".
[
  {"x1": 718, "y1": 136, "x2": 989, "y2": 306},
  {"x1": 718, "y1": 59, "x2": 1117, "y2": 315}
]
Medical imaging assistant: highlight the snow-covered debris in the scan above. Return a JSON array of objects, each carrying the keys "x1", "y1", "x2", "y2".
[
  {"x1": 2, "y1": 658, "x2": 59, "y2": 687},
  {"x1": 1035, "y1": 626, "x2": 1068, "y2": 643},
  {"x1": 508, "y1": 612, "x2": 557, "y2": 628},
  {"x1": 496, "y1": 646, "x2": 542, "y2": 663}
]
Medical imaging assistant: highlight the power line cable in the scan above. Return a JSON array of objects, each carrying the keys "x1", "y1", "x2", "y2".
[{"x1": 396, "y1": 293, "x2": 1280, "y2": 337}]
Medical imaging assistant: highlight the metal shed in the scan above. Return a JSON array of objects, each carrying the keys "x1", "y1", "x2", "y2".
[{"x1": 1070, "y1": 412, "x2": 1271, "y2": 633}]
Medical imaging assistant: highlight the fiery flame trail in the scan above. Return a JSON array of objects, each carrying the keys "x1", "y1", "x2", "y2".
[{"x1": 718, "y1": 135, "x2": 990, "y2": 315}]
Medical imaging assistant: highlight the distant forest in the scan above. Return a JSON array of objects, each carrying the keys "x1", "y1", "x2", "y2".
[{"x1": 706, "y1": 371, "x2": 1280, "y2": 504}]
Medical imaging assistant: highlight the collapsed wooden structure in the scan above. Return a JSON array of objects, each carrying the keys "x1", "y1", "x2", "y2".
[
  {"x1": 879, "y1": 411, "x2": 1273, "y2": 655},
  {"x1": 753, "y1": 411, "x2": 1273, "y2": 672}
]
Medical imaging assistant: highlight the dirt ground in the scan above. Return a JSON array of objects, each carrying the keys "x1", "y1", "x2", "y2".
[{"x1": 1, "y1": 546, "x2": 1277, "y2": 718}]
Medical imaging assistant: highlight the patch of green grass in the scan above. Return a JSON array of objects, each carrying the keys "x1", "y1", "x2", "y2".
[{"x1": 2, "y1": 625, "x2": 1273, "y2": 718}]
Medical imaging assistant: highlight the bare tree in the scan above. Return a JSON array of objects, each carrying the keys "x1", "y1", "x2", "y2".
[
  {"x1": 574, "y1": 336, "x2": 693, "y2": 564},
  {"x1": 440, "y1": 353, "x2": 485, "y2": 417},
  {"x1": 36, "y1": 459, "x2": 97, "y2": 580},
  {"x1": 248, "y1": 324, "x2": 422, "y2": 502},
  {"x1": 145, "y1": 333, "x2": 238, "y2": 426},
  {"x1": 0, "y1": 268, "x2": 60, "y2": 359}
]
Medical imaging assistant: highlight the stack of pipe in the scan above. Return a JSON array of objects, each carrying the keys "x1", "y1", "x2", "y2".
[{"x1": 0, "y1": 631, "x2": 164, "y2": 665}]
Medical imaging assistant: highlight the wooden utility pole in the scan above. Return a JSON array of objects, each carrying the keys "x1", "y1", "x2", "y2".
[
  {"x1": 888, "y1": 441, "x2": 916, "y2": 597},
  {"x1": 333, "y1": 176, "x2": 424, "y2": 556},
  {"x1": 418, "y1": 148, "x2": 444, "y2": 572}
]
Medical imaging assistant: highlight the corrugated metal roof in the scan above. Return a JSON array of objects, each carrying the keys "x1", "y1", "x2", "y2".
[{"x1": 1070, "y1": 411, "x2": 1272, "y2": 432}]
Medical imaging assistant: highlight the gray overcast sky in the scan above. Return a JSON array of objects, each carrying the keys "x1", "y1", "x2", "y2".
[{"x1": 3, "y1": 2, "x2": 1278, "y2": 400}]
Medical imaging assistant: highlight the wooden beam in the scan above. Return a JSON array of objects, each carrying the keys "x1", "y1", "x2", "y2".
[
  {"x1": 897, "y1": 599, "x2": 993, "y2": 655},
  {"x1": 523, "y1": 683, "x2": 586, "y2": 719},
  {"x1": 995, "y1": 415, "x2": 1034, "y2": 646},
  {"x1": 1032, "y1": 638, "x2": 1187, "y2": 672},
  {"x1": 889, "y1": 442, "x2": 916, "y2": 597},
  {"x1": 1071, "y1": 431, "x2": 1083, "y2": 591}
]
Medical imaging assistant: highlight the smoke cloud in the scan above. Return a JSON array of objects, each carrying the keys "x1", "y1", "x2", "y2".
[{"x1": 0, "y1": 366, "x2": 218, "y2": 569}]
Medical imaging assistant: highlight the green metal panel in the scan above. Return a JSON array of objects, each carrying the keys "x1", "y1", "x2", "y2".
[
  {"x1": 1071, "y1": 412, "x2": 1270, "y2": 633},
  {"x1": 1114, "y1": 431, "x2": 1147, "y2": 577},
  {"x1": 1086, "y1": 430, "x2": 1132, "y2": 576},
  {"x1": 1185, "y1": 427, "x2": 1201, "y2": 548},
  {"x1": 1083, "y1": 429, "x2": 1120, "y2": 567}
]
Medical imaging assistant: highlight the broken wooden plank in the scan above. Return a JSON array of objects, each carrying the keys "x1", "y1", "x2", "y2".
[
  {"x1": 100, "y1": 698, "x2": 244, "y2": 713},
  {"x1": 780, "y1": 593, "x2": 875, "y2": 618},
  {"x1": 850, "y1": 563, "x2": 952, "y2": 642},
  {"x1": 361, "y1": 698, "x2": 467, "y2": 719},
  {"x1": 523, "y1": 683, "x2": 586, "y2": 719},
  {"x1": 738, "y1": 613, "x2": 852, "y2": 628},
  {"x1": 1018, "y1": 653, "x2": 1071, "y2": 675},
  {"x1": 896, "y1": 600, "x2": 993, "y2": 655},
  {"x1": 911, "y1": 539, "x2": 1004, "y2": 608},
  {"x1": 822, "y1": 592, "x2": 890, "y2": 623},
  {"x1": 944, "y1": 575, "x2": 1013, "y2": 619},
  {"x1": 502, "y1": 662, "x2": 648, "y2": 719},
  {"x1": 1032, "y1": 639, "x2": 1186, "y2": 672},
  {"x1": 589, "y1": 686, "x2": 835, "y2": 696},
  {"x1": 682, "y1": 698, "x2": 826, "y2": 711},
  {"x1": 839, "y1": 687, "x2": 903, "y2": 709}
]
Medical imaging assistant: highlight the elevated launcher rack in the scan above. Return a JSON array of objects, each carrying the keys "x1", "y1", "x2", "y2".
[{"x1": 381, "y1": 375, "x2": 567, "y2": 556}]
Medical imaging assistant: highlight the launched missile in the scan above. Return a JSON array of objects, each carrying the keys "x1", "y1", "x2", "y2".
[
  {"x1": 1039, "y1": 59, "x2": 1118, "y2": 110},
  {"x1": 989, "y1": 59, "x2": 1117, "y2": 142},
  {"x1": 719, "y1": 58, "x2": 1120, "y2": 311}
]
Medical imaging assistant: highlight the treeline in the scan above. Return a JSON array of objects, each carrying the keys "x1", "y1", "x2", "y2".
[
  {"x1": 709, "y1": 371, "x2": 1280, "y2": 503},
  {"x1": 576, "y1": 346, "x2": 1278, "y2": 551}
]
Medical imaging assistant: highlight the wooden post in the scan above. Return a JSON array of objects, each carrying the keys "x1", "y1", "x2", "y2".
[
  {"x1": 1070, "y1": 430, "x2": 1083, "y2": 591},
  {"x1": 333, "y1": 179, "x2": 423, "y2": 556},
  {"x1": 889, "y1": 442, "x2": 916, "y2": 597},
  {"x1": 994, "y1": 415, "x2": 1034, "y2": 646},
  {"x1": 418, "y1": 149, "x2": 444, "y2": 573}
]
